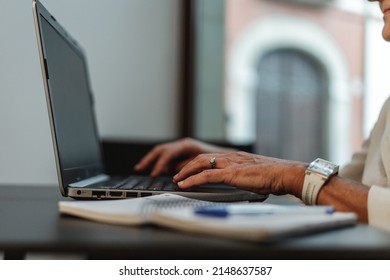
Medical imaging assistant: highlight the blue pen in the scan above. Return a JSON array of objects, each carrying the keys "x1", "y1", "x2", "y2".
[{"x1": 194, "y1": 204, "x2": 335, "y2": 218}]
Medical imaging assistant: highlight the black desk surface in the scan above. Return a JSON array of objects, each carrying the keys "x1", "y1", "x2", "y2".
[{"x1": 1, "y1": 185, "x2": 390, "y2": 259}]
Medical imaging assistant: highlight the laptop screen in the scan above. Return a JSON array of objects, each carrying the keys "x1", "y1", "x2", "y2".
[{"x1": 38, "y1": 13, "x2": 104, "y2": 187}]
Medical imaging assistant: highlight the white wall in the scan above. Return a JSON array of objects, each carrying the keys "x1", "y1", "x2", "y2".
[
  {"x1": 337, "y1": 0, "x2": 390, "y2": 139},
  {"x1": 364, "y1": 4, "x2": 390, "y2": 139},
  {"x1": 0, "y1": 0, "x2": 181, "y2": 185}
]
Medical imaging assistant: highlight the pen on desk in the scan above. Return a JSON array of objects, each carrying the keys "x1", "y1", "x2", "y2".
[{"x1": 194, "y1": 204, "x2": 335, "y2": 218}]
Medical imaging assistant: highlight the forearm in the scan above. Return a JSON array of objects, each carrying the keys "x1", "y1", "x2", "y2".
[
  {"x1": 316, "y1": 176, "x2": 369, "y2": 222},
  {"x1": 284, "y1": 162, "x2": 369, "y2": 223}
]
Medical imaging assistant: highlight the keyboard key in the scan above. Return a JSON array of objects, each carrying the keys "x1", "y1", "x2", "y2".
[
  {"x1": 118, "y1": 178, "x2": 141, "y2": 189},
  {"x1": 148, "y1": 181, "x2": 164, "y2": 191},
  {"x1": 133, "y1": 179, "x2": 153, "y2": 190}
]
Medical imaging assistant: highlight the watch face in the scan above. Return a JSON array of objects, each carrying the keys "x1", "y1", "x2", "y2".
[{"x1": 309, "y1": 158, "x2": 339, "y2": 176}]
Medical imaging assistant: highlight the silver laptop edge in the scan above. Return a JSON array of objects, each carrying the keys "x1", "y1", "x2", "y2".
[{"x1": 33, "y1": 0, "x2": 67, "y2": 196}]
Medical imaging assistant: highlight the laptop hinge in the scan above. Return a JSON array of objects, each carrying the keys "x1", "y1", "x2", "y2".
[{"x1": 69, "y1": 174, "x2": 110, "y2": 188}]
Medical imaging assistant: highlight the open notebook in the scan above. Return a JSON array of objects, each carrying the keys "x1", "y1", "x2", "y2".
[{"x1": 59, "y1": 194, "x2": 357, "y2": 242}]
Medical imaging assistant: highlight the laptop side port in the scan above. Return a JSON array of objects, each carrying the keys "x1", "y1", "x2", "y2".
[
  {"x1": 109, "y1": 191, "x2": 124, "y2": 198},
  {"x1": 140, "y1": 192, "x2": 153, "y2": 197},
  {"x1": 126, "y1": 192, "x2": 138, "y2": 198},
  {"x1": 92, "y1": 191, "x2": 106, "y2": 198}
]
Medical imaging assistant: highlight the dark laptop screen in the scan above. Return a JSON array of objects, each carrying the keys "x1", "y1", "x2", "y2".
[{"x1": 39, "y1": 15, "x2": 104, "y2": 184}]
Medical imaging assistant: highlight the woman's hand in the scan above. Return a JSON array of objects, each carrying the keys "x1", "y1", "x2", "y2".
[
  {"x1": 173, "y1": 152, "x2": 307, "y2": 197},
  {"x1": 134, "y1": 138, "x2": 236, "y2": 177}
]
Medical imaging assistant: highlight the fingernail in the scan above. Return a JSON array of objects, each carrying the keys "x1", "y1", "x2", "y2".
[{"x1": 177, "y1": 181, "x2": 183, "y2": 187}]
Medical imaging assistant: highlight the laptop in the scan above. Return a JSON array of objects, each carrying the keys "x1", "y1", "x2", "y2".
[{"x1": 32, "y1": 0, "x2": 266, "y2": 202}]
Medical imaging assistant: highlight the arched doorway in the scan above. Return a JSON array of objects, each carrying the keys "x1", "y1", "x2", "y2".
[
  {"x1": 226, "y1": 16, "x2": 351, "y2": 164},
  {"x1": 255, "y1": 48, "x2": 329, "y2": 162}
]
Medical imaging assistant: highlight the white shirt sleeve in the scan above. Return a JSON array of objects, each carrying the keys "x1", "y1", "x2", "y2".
[{"x1": 368, "y1": 185, "x2": 390, "y2": 231}]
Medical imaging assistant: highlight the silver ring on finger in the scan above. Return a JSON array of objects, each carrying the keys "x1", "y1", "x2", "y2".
[{"x1": 209, "y1": 157, "x2": 216, "y2": 169}]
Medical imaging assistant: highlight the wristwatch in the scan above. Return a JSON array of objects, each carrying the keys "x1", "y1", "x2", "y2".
[{"x1": 301, "y1": 158, "x2": 339, "y2": 205}]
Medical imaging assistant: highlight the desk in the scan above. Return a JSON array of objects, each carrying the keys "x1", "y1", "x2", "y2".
[{"x1": 1, "y1": 185, "x2": 390, "y2": 259}]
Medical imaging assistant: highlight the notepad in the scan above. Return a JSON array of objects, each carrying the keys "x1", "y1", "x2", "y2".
[{"x1": 58, "y1": 193, "x2": 357, "y2": 242}]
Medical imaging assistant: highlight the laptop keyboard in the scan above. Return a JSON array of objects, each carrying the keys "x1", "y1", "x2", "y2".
[{"x1": 111, "y1": 175, "x2": 179, "y2": 192}]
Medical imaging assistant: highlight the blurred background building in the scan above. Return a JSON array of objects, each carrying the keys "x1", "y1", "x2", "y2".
[{"x1": 194, "y1": 0, "x2": 390, "y2": 165}]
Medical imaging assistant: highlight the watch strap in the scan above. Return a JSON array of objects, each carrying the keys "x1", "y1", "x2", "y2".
[{"x1": 302, "y1": 171, "x2": 327, "y2": 205}]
